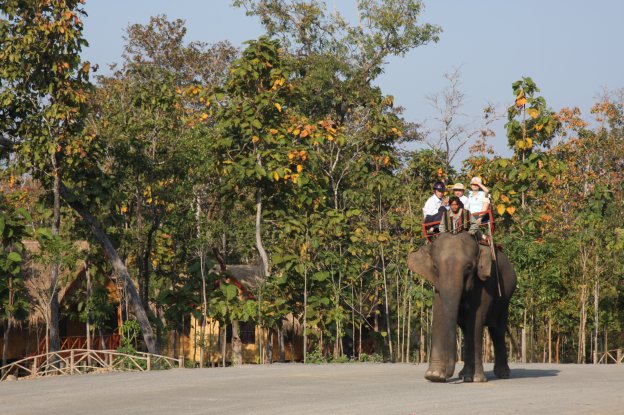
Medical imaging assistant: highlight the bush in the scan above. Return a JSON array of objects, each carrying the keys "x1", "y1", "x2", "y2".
[{"x1": 358, "y1": 353, "x2": 384, "y2": 363}]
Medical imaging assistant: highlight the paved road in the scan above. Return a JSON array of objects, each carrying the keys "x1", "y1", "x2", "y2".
[{"x1": 1, "y1": 363, "x2": 623, "y2": 415}]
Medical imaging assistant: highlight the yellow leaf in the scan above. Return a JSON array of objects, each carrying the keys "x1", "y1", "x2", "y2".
[
  {"x1": 497, "y1": 204, "x2": 506, "y2": 215},
  {"x1": 535, "y1": 124, "x2": 543, "y2": 131},
  {"x1": 273, "y1": 171, "x2": 279, "y2": 181},
  {"x1": 297, "y1": 165, "x2": 303, "y2": 172},
  {"x1": 506, "y1": 206, "x2": 516, "y2": 215},
  {"x1": 200, "y1": 113, "x2": 209, "y2": 120},
  {"x1": 327, "y1": 135, "x2": 334, "y2": 141},
  {"x1": 517, "y1": 140, "x2": 525, "y2": 149},
  {"x1": 288, "y1": 153, "x2": 295, "y2": 160},
  {"x1": 527, "y1": 107, "x2": 539, "y2": 119},
  {"x1": 252, "y1": 135, "x2": 260, "y2": 143},
  {"x1": 515, "y1": 97, "x2": 527, "y2": 107},
  {"x1": 293, "y1": 129, "x2": 301, "y2": 136},
  {"x1": 269, "y1": 128, "x2": 278, "y2": 135},
  {"x1": 121, "y1": 205, "x2": 128, "y2": 213},
  {"x1": 274, "y1": 103, "x2": 282, "y2": 112},
  {"x1": 526, "y1": 138, "x2": 533, "y2": 147},
  {"x1": 500, "y1": 195, "x2": 510, "y2": 203}
]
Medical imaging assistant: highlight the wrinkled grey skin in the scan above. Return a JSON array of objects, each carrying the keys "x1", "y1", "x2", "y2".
[{"x1": 407, "y1": 232, "x2": 517, "y2": 382}]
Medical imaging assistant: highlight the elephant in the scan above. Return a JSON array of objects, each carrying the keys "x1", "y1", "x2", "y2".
[{"x1": 407, "y1": 232, "x2": 516, "y2": 382}]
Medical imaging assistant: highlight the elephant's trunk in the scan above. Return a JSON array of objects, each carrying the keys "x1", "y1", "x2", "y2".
[{"x1": 429, "y1": 276, "x2": 463, "y2": 380}]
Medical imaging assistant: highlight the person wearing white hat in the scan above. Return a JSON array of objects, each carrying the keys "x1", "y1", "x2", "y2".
[
  {"x1": 452, "y1": 183, "x2": 469, "y2": 208},
  {"x1": 468, "y1": 176, "x2": 490, "y2": 222}
]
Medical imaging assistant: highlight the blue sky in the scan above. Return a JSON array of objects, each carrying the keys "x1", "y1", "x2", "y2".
[{"x1": 82, "y1": 1, "x2": 624, "y2": 162}]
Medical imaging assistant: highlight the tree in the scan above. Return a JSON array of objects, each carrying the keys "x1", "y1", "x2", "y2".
[
  {"x1": 0, "y1": 189, "x2": 30, "y2": 369},
  {"x1": 0, "y1": 1, "x2": 159, "y2": 354},
  {"x1": 0, "y1": 0, "x2": 92, "y2": 352}
]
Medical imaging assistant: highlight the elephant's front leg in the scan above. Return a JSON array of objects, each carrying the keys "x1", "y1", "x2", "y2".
[
  {"x1": 425, "y1": 292, "x2": 457, "y2": 382},
  {"x1": 460, "y1": 315, "x2": 476, "y2": 382}
]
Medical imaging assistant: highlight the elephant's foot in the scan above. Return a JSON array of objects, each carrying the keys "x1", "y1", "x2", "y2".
[
  {"x1": 424, "y1": 368, "x2": 448, "y2": 383},
  {"x1": 463, "y1": 372, "x2": 487, "y2": 383},
  {"x1": 461, "y1": 367, "x2": 487, "y2": 383},
  {"x1": 494, "y1": 364, "x2": 511, "y2": 379}
]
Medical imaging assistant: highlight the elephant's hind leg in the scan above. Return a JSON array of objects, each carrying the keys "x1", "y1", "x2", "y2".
[{"x1": 489, "y1": 326, "x2": 511, "y2": 379}]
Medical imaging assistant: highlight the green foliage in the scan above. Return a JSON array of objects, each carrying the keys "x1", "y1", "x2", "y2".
[
  {"x1": 1, "y1": 2, "x2": 622, "y2": 367},
  {"x1": 358, "y1": 352, "x2": 384, "y2": 363},
  {"x1": 119, "y1": 319, "x2": 141, "y2": 351}
]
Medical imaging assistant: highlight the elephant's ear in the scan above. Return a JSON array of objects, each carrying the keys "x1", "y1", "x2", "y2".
[
  {"x1": 407, "y1": 245, "x2": 436, "y2": 284},
  {"x1": 477, "y1": 245, "x2": 492, "y2": 281}
]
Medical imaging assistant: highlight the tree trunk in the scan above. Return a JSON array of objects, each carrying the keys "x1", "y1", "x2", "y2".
[
  {"x1": 2, "y1": 319, "x2": 10, "y2": 371},
  {"x1": 85, "y1": 260, "x2": 91, "y2": 352},
  {"x1": 221, "y1": 322, "x2": 227, "y2": 367},
  {"x1": 267, "y1": 329, "x2": 273, "y2": 363},
  {"x1": 231, "y1": 320, "x2": 242, "y2": 366},
  {"x1": 593, "y1": 273, "x2": 599, "y2": 364},
  {"x1": 49, "y1": 161, "x2": 61, "y2": 353},
  {"x1": 278, "y1": 326, "x2": 285, "y2": 363},
  {"x1": 548, "y1": 317, "x2": 552, "y2": 364},
  {"x1": 380, "y1": 247, "x2": 393, "y2": 360},
  {"x1": 140, "y1": 216, "x2": 159, "y2": 309},
  {"x1": 255, "y1": 188, "x2": 269, "y2": 278},
  {"x1": 578, "y1": 284, "x2": 587, "y2": 364},
  {"x1": 521, "y1": 309, "x2": 527, "y2": 363},
  {"x1": 303, "y1": 264, "x2": 308, "y2": 363},
  {"x1": 59, "y1": 183, "x2": 158, "y2": 354}
]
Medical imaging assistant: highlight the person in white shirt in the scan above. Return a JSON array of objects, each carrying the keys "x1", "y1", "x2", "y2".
[
  {"x1": 468, "y1": 176, "x2": 490, "y2": 223},
  {"x1": 422, "y1": 181, "x2": 448, "y2": 232},
  {"x1": 452, "y1": 183, "x2": 469, "y2": 208}
]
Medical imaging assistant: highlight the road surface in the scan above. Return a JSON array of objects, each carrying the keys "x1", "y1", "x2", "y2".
[{"x1": 1, "y1": 363, "x2": 623, "y2": 414}]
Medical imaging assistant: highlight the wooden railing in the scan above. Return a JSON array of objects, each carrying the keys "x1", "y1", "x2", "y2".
[
  {"x1": 597, "y1": 349, "x2": 624, "y2": 364},
  {"x1": 33, "y1": 334, "x2": 121, "y2": 355},
  {"x1": 1, "y1": 349, "x2": 183, "y2": 381}
]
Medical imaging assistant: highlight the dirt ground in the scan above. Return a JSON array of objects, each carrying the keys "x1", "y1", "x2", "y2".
[{"x1": 1, "y1": 363, "x2": 623, "y2": 415}]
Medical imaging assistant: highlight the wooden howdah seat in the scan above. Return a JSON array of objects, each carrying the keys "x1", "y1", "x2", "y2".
[{"x1": 422, "y1": 206, "x2": 495, "y2": 243}]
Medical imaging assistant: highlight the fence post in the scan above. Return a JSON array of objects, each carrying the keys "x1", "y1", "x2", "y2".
[
  {"x1": 179, "y1": 355, "x2": 184, "y2": 368},
  {"x1": 70, "y1": 350, "x2": 75, "y2": 374},
  {"x1": 147, "y1": 354, "x2": 151, "y2": 371},
  {"x1": 33, "y1": 356, "x2": 38, "y2": 377}
]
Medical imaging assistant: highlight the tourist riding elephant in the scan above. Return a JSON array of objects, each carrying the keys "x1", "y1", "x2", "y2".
[{"x1": 407, "y1": 232, "x2": 516, "y2": 382}]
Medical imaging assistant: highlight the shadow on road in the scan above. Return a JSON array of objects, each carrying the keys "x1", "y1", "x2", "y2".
[{"x1": 505, "y1": 368, "x2": 560, "y2": 379}]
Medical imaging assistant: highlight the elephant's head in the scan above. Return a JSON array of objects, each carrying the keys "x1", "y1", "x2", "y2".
[
  {"x1": 407, "y1": 232, "x2": 492, "y2": 381},
  {"x1": 407, "y1": 233, "x2": 492, "y2": 287}
]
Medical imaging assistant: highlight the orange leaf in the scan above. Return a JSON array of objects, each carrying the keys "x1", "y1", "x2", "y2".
[
  {"x1": 297, "y1": 165, "x2": 303, "y2": 172},
  {"x1": 527, "y1": 107, "x2": 539, "y2": 119},
  {"x1": 506, "y1": 206, "x2": 516, "y2": 215},
  {"x1": 515, "y1": 97, "x2": 527, "y2": 107},
  {"x1": 497, "y1": 204, "x2": 506, "y2": 215}
]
